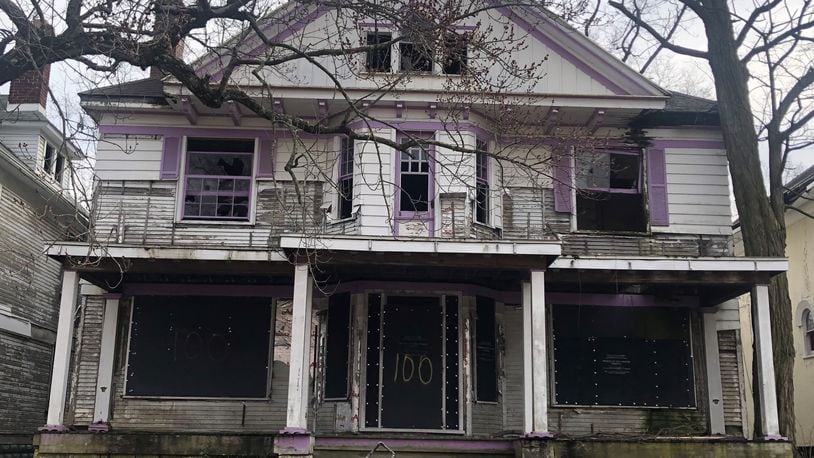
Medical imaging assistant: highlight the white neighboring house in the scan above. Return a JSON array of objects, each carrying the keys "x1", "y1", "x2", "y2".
[
  {"x1": 29, "y1": 3, "x2": 793, "y2": 457},
  {"x1": 0, "y1": 66, "x2": 86, "y2": 451}
]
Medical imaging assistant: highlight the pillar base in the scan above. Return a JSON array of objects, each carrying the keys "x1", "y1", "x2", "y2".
[
  {"x1": 274, "y1": 428, "x2": 313, "y2": 457},
  {"x1": 38, "y1": 425, "x2": 70, "y2": 433},
  {"x1": 88, "y1": 422, "x2": 110, "y2": 433},
  {"x1": 763, "y1": 435, "x2": 788, "y2": 441},
  {"x1": 514, "y1": 435, "x2": 554, "y2": 458}
]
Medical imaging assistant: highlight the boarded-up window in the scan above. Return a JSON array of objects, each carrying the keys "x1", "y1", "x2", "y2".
[
  {"x1": 475, "y1": 296, "x2": 497, "y2": 402},
  {"x1": 552, "y1": 305, "x2": 694, "y2": 407},
  {"x1": 324, "y1": 293, "x2": 351, "y2": 400},
  {"x1": 126, "y1": 295, "x2": 272, "y2": 398}
]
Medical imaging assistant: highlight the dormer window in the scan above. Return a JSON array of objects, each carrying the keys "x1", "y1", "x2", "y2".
[
  {"x1": 40, "y1": 139, "x2": 66, "y2": 185},
  {"x1": 366, "y1": 32, "x2": 392, "y2": 72},
  {"x1": 400, "y1": 36, "x2": 433, "y2": 72},
  {"x1": 443, "y1": 33, "x2": 468, "y2": 75}
]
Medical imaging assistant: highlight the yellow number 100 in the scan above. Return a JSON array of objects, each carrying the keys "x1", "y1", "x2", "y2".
[{"x1": 393, "y1": 353, "x2": 432, "y2": 385}]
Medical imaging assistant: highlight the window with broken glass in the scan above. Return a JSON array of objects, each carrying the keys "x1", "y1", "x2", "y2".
[
  {"x1": 575, "y1": 150, "x2": 645, "y2": 232},
  {"x1": 183, "y1": 138, "x2": 254, "y2": 221}
]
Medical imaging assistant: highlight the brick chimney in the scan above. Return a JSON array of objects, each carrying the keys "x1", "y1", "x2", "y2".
[
  {"x1": 8, "y1": 65, "x2": 51, "y2": 108},
  {"x1": 8, "y1": 21, "x2": 52, "y2": 109}
]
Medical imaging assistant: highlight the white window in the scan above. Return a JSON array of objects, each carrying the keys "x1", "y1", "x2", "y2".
[{"x1": 40, "y1": 138, "x2": 66, "y2": 185}]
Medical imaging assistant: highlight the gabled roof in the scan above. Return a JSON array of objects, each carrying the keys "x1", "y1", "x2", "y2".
[
  {"x1": 633, "y1": 91, "x2": 719, "y2": 127},
  {"x1": 79, "y1": 77, "x2": 167, "y2": 104},
  {"x1": 784, "y1": 164, "x2": 814, "y2": 205}
]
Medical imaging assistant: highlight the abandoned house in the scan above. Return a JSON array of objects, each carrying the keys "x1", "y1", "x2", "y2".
[
  {"x1": 0, "y1": 65, "x2": 86, "y2": 453},
  {"x1": 35, "y1": 2, "x2": 792, "y2": 457}
]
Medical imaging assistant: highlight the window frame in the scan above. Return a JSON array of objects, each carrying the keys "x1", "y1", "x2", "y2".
[
  {"x1": 574, "y1": 149, "x2": 647, "y2": 233},
  {"x1": 177, "y1": 137, "x2": 258, "y2": 225},
  {"x1": 399, "y1": 37, "x2": 434, "y2": 73},
  {"x1": 395, "y1": 133, "x2": 435, "y2": 218},
  {"x1": 365, "y1": 31, "x2": 393, "y2": 73},
  {"x1": 337, "y1": 136, "x2": 355, "y2": 220},
  {"x1": 803, "y1": 309, "x2": 814, "y2": 356},
  {"x1": 122, "y1": 295, "x2": 275, "y2": 400},
  {"x1": 474, "y1": 139, "x2": 490, "y2": 226},
  {"x1": 442, "y1": 32, "x2": 468, "y2": 75}
]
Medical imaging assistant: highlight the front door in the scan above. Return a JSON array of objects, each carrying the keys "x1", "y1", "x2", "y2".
[{"x1": 364, "y1": 294, "x2": 460, "y2": 431}]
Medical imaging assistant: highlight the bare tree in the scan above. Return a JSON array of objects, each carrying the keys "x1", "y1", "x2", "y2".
[{"x1": 599, "y1": 0, "x2": 814, "y2": 442}]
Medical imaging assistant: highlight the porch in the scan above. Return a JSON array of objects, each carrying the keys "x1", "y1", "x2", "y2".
[{"x1": 37, "y1": 237, "x2": 790, "y2": 456}]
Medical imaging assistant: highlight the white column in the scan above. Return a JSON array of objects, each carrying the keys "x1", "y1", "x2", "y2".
[
  {"x1": 702, "y1": 309, "x2": 725, "y2": 435},
  {"x1": 751, "y1": 284, "x2": 782, "y2": 438},
  {"x1": 89, "y1": 294, "x2": 121, "y2": 431},
  {"x1": 43, "y1": 270, "x2": 79, "y2": 430},
  {"x1": 522, "y1": 271, "x2": 551, "y2": 437},
  {"x1": 285, "y1": 264, "x2": 314, "y2": 431}
]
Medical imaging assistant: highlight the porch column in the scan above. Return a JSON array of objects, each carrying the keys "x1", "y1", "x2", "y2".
[
  {"x1": 41, "y1": 270, "x2": 79, "y2": 431},
  {"x1": 275, "y1": 264, "x2": 314, "y2": 456},
  {"x1": 89, "y1": 294, "x2": 121, "y2": 432},
  {"x1": 751, "y1": 284, "x2": 782, "y2": 439},
  {"x1": 702, "y1": 308, "x2": 725, "y2": 435},
  {"x1": 522, "y1": 270, "x2": 551, "y2": 437}
]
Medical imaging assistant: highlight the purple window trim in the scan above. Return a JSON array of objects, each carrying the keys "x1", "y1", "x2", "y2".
[
  {"x1": 394, "y1": 132, "x2": 436, "y2": 235},
  {"x1": 181, "y1": 148, "x2": 254, "y2": 222},
  {"x1": 160, "y1": 136, "x2": 181, "y2": 179}
]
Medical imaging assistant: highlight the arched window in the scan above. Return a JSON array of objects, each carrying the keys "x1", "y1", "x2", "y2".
[{"x1": 804, "y1": 309, "x2": 814, "y2": 356}]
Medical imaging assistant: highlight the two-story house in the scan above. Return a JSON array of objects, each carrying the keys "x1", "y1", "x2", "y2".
[
  {"x1": 35, "y1": 3, "x2": 791, "y2": 457},
  {"x1": 0, "y1": 65, "x2": 86, "y2": 453}
]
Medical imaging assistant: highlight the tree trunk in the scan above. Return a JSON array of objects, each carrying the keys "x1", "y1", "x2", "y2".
[{"x1": 699, "y1": 0, "x2": 796, "y2": 442}]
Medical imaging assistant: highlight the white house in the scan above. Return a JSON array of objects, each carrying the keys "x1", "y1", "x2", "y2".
[{"x1": 33, "y1": 2, "x2": 790, "y2": 457}]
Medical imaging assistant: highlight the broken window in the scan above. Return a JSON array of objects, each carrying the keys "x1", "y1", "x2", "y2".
[
  {"x1": 400, "y1": 39, "x2": 433, "y2": 72},
  {"x1": 443, "y1": 33, "x2": 468, "y2": 75},
  {"x1": 42, "y1": 142, "x2": 55, "y2": 174},
  {"x1": 183, "y1": 138, "x2": 254, "y2": 221},
  {"x1": 475, "y1": 139, "x2": 489, "y2": 225},
  {"x1": 552, "y1": 305, "x2": 695, "y2": 408},
  {"x1": 366, "y1": 32, "x2": 392, "y2": 72},
  {"x1": 399, "y1": 142, "x2": 431, "y2": 213},
  {"x1": 54, "y1": 153, "x2": 65, "y2": 184},
  {"x1": 575, "y1": 150, "x2": 645, "y2": 232},
  {"x1": 338, "y1": 137, "x2": 354, "y2": 220}
]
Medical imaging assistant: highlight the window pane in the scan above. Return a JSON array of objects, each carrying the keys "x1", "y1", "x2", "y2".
[
  {"x1": 235, "y1": 180, "x2": 250, "y2": 192},
  {"x1": 201, "y1": 204, "x2": 216, "y2": 216},
  {"x1": 400, "y1": 174, "x2": 429, "y2": 211},
  {"x1": 806, "y1": 310, "x2": 814, "y2": 331},
  {"x1": 400, "y1": 42, "x2": 433, "y2": 72},
  {"x1": 218, "y1": 179, "x2": 235, "y2": 191},
  {"x1": 366, "y1": 33, "x2": 392, "y2": 72},
  {"x1": 187, "y1": 178, "x2": 202, "y2": 192},
  {"x1": 202, "y1": 179, "x2": 218, "y2": 191},
  {"x1": 184, "y1": 203, "x2": 199, "y2": 216},
  {"x1": 187, "y1": 138, "x2": 254, "y2": 153},
  {"x1": 339, "y1": 178, "x2": 354, "y2": 219},
  {"x1": 610, "y1": 153, "x2": 640, "y2": 189},
  {"x1": 188, "y1": 153, "x2": 252, "y2": 176},
  {"x1": 476, "y1": 182, "x2": 489, "y2": 224},
  {"x1": 576, "y1": 152, "x2": 610, "y2": 189},
  {"x1": 443, "y1": 34, "x2": 467, "y2": 75}
]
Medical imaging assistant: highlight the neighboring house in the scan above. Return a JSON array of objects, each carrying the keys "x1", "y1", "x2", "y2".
[
  {"x1": 0, "y1": 67, "x2": 86, "y2": 453},
  {"x1": 34, "y1": 4, "x2": 791, "y2": 457},
  {"x1": 736, "y1": 165, "x2": 814, "y2": 453}
]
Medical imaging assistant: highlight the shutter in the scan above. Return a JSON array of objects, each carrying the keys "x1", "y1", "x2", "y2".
[
  {"x1": 552, "y1": 149, "x2": 572, "y2": 213},
  {"x1": 475, "y1": 296, "x2": 498, "y2": 402},
  {"x1": 647, "y1": 147, "x2": 669, "y2": 226},
  {"x1": 257, "y1": 138, "x2": 274, "y2": 178},
  {"x1": 159, "y1": 136, "x2": 181, "y2": 179},
  {"x1": 490, "y1": 155, "x2": 503, "y2": 229}
]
